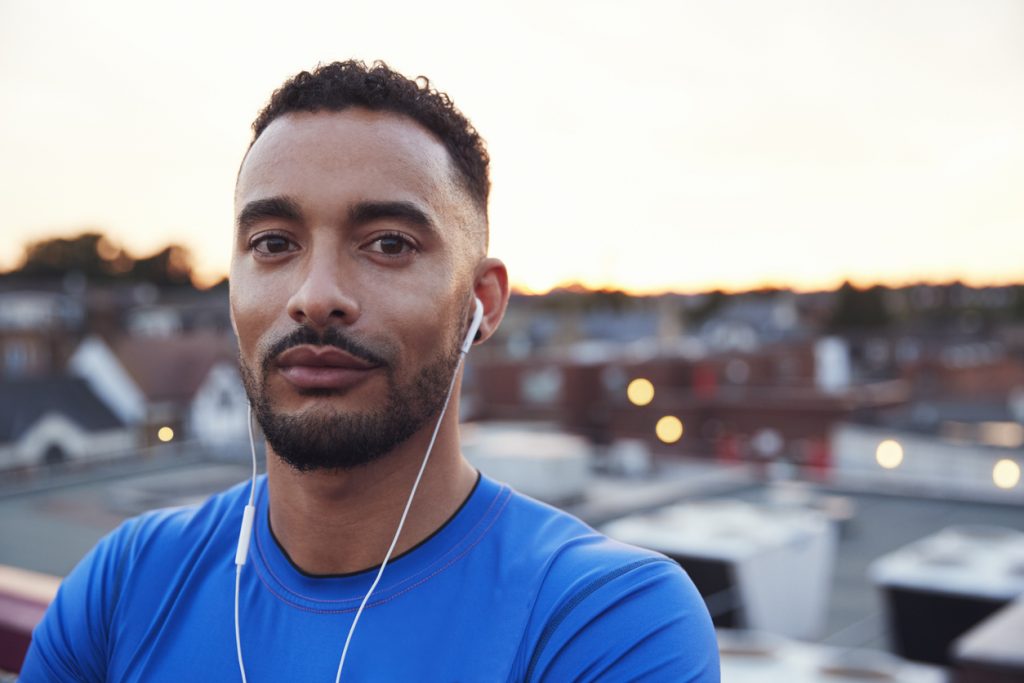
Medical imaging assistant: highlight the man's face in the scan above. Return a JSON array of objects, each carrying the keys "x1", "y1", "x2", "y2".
[{"x1": 230, "y1": 109, "x2": 481, "y2": 471}]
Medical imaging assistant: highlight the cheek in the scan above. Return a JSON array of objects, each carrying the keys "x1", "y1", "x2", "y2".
[
  {"x1": 230, "y1": 276, "x2": 285, "y2": 364},
  {"x1": 403, "y1": 295, "x2": 467, "y2": 361},
  {"x1": 378, "y1": 292, "x2": 449, "y2": 364}
]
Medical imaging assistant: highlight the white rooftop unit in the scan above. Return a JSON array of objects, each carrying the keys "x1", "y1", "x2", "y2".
[
  {"x1": 460, "y1": 422, "x2": 591, "y2": 505},
  {"x1": 718, "y1": 630, "x2": 948, "y2": 683},
  {"x1": 602, "y1": 499, "x2": 836, "y2": 640},
  {"x1": 869, "y1": 525, "x2": 1024, "y2": 665},
  {"x1": 870, "y1": 526, "x2": 1024, "y2": 601}
]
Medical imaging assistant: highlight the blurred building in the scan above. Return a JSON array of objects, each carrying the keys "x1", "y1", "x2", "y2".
[
  {"x1": 0, "y1": 375, "x2": 133, "y2": 469},
  {"x1": 0, "y1": 290, "x2": 85, "y2": 378},
  {"x1": 468, "y1": 336, "x2": 906, "y2": 476},
  {"x1": 69, "y1": 332, "x2": 248, "y2": 453},
  {"x1": 831, "y1": 399, "x2": 1024, "y2": 503}
]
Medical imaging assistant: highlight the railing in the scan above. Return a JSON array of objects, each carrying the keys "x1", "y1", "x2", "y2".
[{"x1": 0, "y1": 565, "x2": 59, "y2": 675}]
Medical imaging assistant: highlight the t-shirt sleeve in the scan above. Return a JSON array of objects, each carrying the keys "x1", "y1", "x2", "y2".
[
  {"x1": 18, "y1": 518, "x2": 140, "y2": 683},
  {"x1": 524, "y1": 557, "x2": 720, "y2": 682}
]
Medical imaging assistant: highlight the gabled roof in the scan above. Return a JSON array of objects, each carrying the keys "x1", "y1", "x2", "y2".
[
  {"x1": 110, "y1": 332, "x2": 238, "y2": 403},
  {"x1": 0, "y1": 375, "x2": 124, "y2": 443}
]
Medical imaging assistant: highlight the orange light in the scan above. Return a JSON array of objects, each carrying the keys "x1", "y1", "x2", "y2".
[
  {"x1": 656, "y1": 416, "x2": 684, "y2": 444},
  {"x1": 627, "y1": 378, "x2": 655, "y2": 406}
]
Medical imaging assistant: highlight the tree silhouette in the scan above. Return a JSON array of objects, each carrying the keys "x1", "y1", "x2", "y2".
[
  {"x1": 8, "y1": 232, "x2": 194, "y2": 287},
  {"x1": 1012, "y1": 285, "x2": 1024, "y2": 321},
  {"x1": 828, "y1": 281, "x2": 891, "y2": 331}
]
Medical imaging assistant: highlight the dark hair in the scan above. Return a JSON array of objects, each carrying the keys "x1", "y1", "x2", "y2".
[{"x1": 251, "y1": 60, "x2": 490, "y2": 215}]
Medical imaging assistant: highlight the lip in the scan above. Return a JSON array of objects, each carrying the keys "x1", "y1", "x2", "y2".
[{"x1": 276, "y1": 345, "x2": 381, "y2": 390}]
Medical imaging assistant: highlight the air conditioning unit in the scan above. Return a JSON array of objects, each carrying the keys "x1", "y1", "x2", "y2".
[
  {"x1": 869, "y1": 525, "x2": 1024, "y2": 665},
  {"x1": 603, "y1": 499, "x2": 837, "y2": 640}
]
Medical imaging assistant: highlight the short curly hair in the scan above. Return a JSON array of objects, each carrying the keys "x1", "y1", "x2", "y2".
[{"x1": 251, "y1": 60, "x2": 490, "y2": 216}]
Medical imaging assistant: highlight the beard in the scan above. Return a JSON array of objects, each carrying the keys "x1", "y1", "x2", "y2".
[{"x1": 239, "y1": 324, "x2": 462, "y2": 473}]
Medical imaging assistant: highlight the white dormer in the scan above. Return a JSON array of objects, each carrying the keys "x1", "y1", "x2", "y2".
[{"x1": 68, "y1": 336, "x2": 147, "y2": 425}]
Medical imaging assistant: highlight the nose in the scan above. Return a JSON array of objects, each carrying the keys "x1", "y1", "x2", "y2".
[{"x1": 286, "y1": 250, "x2": 361, "y2": 330}]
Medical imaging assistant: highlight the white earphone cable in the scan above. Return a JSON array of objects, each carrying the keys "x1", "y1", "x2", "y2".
[
  {"x1": 333, "y1": 347, "x2": 467, "y2": 683},
  {"x1": 234, "y1": 564, "x2": 247, "y2": 683},
  {"x1": 234, "y1": 403, "x2": 260, "y2": 683},
  {"x1": 235, "y1": 298, "x2": 482, "y2": 682}
]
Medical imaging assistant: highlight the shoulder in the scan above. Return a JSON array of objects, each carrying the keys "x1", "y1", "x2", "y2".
[
  {"x1": 495, "y1": 482, "x2": 680, "y2": 585},
  {"x1": 20, "y1": 478, "x2": 253, "y2": 682},
  {"x1": 59, "y1": 476, "x2": 251, "y2": 605},
  {"x1": 123, "y1": 477, "x2": 252, "y2": 553},
  {"x1": 48, "y1": 478, "x2": 250, "y2": 589},
  {"x1": 494, "y1": 486, "x2": 719, "y2": 682}
]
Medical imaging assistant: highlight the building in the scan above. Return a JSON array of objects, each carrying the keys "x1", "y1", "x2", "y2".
[
  {"x1": 0, "y1": 290, "x2": 85, "y2": 378},
  {"x1": 69, "y1": 333, "x2": 249, "y2": 454},
  {"x1": 0, "y1": 375, "x2": 133, "y2": 469}
]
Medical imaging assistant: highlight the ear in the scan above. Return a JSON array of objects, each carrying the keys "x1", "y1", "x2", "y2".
[{"x1": 472, "y1": 258, "x2": 509, "y2": 345}]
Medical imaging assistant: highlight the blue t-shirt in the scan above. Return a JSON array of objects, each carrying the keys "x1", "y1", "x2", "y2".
[{"x1": 21, "y1": 473, "x2": 719, "y2": 682}]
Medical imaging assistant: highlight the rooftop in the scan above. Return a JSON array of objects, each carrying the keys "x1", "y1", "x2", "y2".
[
  {"x1": 1, "y1": 453, "x2": 1022, "y2": 658},
  {"x1": 0, "y1": 376, "x2": 123, "y2": 443}
]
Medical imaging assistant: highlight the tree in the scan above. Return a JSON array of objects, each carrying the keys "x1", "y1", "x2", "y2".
[
  {"x1": 827, "y1": 281, "x2": 891, "y2": 331},
  {"x1": 7, "y1": 232, "x2": 194, "y2": 287},
  {"x1": 18, "y1": 232, "x2": 114, "y2": 280},
  {"x1": 688, "y1": 289, "x2": 728, "y2": 325},
  {"x1": 129, "y1": 245, "x2": 193, "y2": 287},
  {"x1": 1012, "y1": 285, "x2": 1024, "y2": 321}
]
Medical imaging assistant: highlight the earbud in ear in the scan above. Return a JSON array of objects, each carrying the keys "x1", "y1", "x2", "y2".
[{"x1": 461, "y1": 297, "x2": 484, "y2": 354}]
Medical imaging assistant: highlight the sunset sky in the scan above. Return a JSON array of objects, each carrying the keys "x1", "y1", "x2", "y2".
[{"x1": 1, "y1": 0, "x2": 1022, "y2": 294}]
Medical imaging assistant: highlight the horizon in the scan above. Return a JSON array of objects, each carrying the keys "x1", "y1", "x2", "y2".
[{"x1": 3, "y1": 229, "x2": 1022, "y2": 299}]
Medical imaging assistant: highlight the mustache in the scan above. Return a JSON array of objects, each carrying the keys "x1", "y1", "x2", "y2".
[{"x1": 260, "y1": 326, "x2": 390, "y2": 375}]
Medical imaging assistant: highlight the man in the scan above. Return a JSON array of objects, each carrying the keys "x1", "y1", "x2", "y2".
[{"x1": 22, "y1": 61, "x2": 719, "y2": 681}]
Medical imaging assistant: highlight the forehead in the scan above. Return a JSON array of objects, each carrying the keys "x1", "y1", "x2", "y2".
[{"x1": 236, "y1": 109, "x2": 460, "y2": 214}]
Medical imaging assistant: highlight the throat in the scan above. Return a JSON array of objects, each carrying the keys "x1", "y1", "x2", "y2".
[{"x1": 263, "y1": 452, "x2": 478, "y2": 576}]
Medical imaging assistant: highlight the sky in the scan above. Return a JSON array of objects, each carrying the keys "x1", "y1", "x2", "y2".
[{"x1": 1, "y1": 0, "x2": 1022, "y2": 294}]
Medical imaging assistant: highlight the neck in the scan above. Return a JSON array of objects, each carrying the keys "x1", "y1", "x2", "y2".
[{"x1": 264, "y1": 408, "x2": 477, "y2": 575}]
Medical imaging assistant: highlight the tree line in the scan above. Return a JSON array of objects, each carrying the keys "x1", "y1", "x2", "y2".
[{"x1": 3, "y1": 233, "x2": 194, "y2": 288}]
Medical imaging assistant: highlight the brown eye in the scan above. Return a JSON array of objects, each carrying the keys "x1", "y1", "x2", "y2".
[
  {"x1": 367, "y1": 233, "x2": 416, "y2": 257},
  {"x1": 264, "y1": 236, "x2": 290, "y2": 253},
  {"x1": 252, "y1": 234, "x2": 295, "y2": 255},
  {"x1": 378, "y1": 236, "x2": 406, "y2": 255}
]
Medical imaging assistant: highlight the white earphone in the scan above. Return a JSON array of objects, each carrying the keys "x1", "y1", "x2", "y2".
[
  {"x1": 462, "y1": 296, "x2": 485, "y2": 353},
  {"x1": 234, "y1": 297, "x2": 484, "y2": 683}
]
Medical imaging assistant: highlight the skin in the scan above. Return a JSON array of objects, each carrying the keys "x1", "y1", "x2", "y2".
[{"x1": 230, "y1": 108, "x2": 509, "y2": 574}]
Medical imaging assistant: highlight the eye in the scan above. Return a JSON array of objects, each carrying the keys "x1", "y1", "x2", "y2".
[
  {"x1": 366, "y1": 233, "x2": 416, "y2": 257},
  {"x1": 250, "y1": 233, "x2": 297, "y2": 256}
]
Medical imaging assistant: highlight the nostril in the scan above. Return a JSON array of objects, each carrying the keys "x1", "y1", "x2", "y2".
[
  {"x1": 289, "y1": 305, "x2": 352, "y2": 328},
  {"x1": 286, "y1": 275, "x2": 361, "y2": 328}
]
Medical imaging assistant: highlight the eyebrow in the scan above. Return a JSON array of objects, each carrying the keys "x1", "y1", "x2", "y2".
[
  {"x1": 348, "y1": 200, "x2": 438, "y2": 237},
  {"x1": 236, "y1": 196, "x2": 303, "y2": 234},
  {"x1": 236, "y1": 196, "x2": 440, "y2": 238}
]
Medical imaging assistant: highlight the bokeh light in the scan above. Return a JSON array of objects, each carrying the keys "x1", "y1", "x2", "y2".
[
  {"x1": 626, "y1": 378, "x2": 655, "y2": 406},
  {"x1": 993, "y1": 459, "x2": 1021, "y2": 490},
  {"x1": 876, "y1": 440, "x2": 903, "y2": 469},
  {"x1": 655, "y1": 416, "x2": 684, "y2": 444}
]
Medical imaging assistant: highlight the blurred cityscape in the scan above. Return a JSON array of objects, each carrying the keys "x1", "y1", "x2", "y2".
[{"x1": 1, "y1": 232, "x2": 1023, "y2": 681}]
